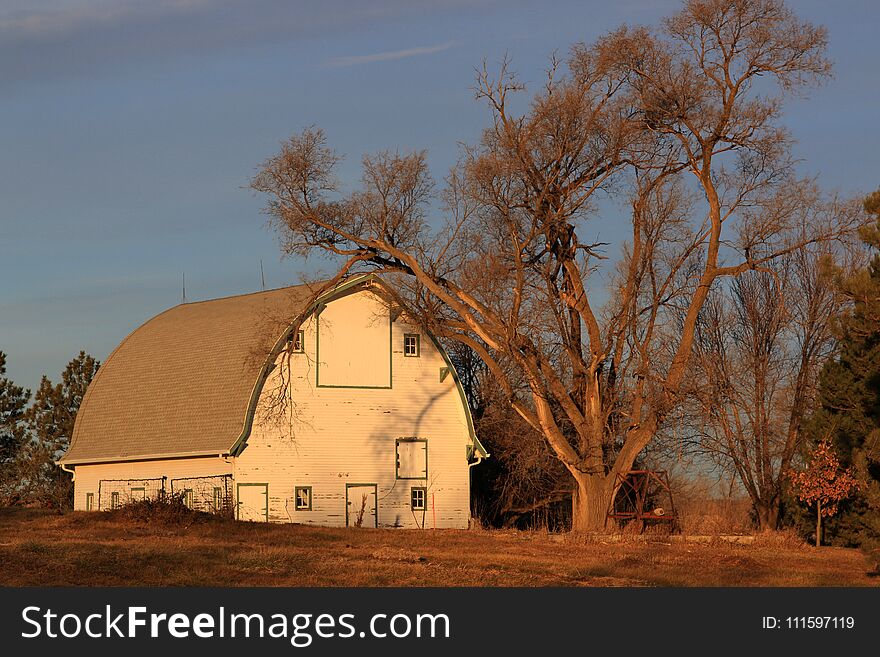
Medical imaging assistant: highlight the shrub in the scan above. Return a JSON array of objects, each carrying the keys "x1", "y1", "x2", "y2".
[{"x1": 107, "y1": 493, "x2": 229, "y2": 525}]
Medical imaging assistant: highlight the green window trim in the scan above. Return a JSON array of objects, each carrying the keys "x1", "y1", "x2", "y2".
[
  {"x1": 289, "y1": 329, "x2": 305, "y2": 353},
  {"x1": 404, "y1": 333, "x2": 420, "y2": 357},
  {"x1": 395, "y1": 437, "x2": 428, "y2": 480},
  {"x1": 294, "y1": 485, "x2": 312, "y2": 511},
  {"x1": 410, "y1": 486, "x2": 427, "y2": 511},
  {"x1": 85, "y1": 492, "x2": 94, "y2": 512},
  {"x1": 183, "y1": 488, "x2": 194, "y2": 508},
  {"x1": 439, "y1": 366, "x2": 450, "y2": 382}
]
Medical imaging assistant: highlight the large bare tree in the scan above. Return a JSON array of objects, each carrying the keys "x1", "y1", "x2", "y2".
[
  {"x1": 252, "y1": 0, "x2": 862, "y2": 531},
  {"x1": 685, "y1": 198, "x2": 863, "y2": 530}
]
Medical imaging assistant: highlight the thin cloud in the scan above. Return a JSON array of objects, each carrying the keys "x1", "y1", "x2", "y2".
[
  {"x1": 0, "y1": 1, "x2": 473, "y2": 90},
  {"x1": 0, "y1": 1, "x2": 214, "y2": 40},
  {"x1": 326, "y1": 41, "x2": 455, "y2": 67}
]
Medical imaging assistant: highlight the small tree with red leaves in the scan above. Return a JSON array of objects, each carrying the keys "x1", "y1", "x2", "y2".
[{"x1": 789, "y1": 440, "x2": 860, "y2": 547}]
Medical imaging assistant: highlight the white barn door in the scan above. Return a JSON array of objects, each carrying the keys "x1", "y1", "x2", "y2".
[
  {"x1": 237, "y1": 483, "x2": 268, "y2": 522},
  {"x1": 346, "y1": 484, "x2": 377, "y2": 527}
]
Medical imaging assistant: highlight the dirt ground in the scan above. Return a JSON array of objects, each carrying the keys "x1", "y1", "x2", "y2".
[{"x1": 0, "y1": 508, "x2": 876, "y2": 587}]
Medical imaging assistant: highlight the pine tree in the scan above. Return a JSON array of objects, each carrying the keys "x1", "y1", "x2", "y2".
[
  {"x1": 24, "y1": 351, "x2": 99, "y2": 508},
  {"x1": 0, "y1": 352, "x2": 30, "y2": 504},
  {"x1": 802, "y1": 189, "x2": 880, "y2": 547}
]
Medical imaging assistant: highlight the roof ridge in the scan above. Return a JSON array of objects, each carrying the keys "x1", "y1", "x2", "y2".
[{"x1": 176, "y1": 280, "x2": 331, "y2": 307}]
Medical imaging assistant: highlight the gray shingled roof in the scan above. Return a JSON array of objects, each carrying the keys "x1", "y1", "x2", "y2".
[{"x1": 60, "y1": 282, "x2": 326, "y2": 465}]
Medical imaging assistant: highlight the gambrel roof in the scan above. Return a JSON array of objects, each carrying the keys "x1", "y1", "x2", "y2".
[
  {"x1": 60, "y1": 275, "x2": 486, "y2": 466},
  {"x1": 60, "y1": 281, "x2": 328, "y2": 465}
]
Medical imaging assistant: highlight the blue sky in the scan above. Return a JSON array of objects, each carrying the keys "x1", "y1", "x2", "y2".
[{"x1": 1, "y1": 0, "x2": 878, "y2": 391}]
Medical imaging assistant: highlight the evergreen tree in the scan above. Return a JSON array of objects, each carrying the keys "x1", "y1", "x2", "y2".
[
  {"x1": 0, "y1": 352, "x2": 30, "y2": 504},
  {"x1": 803, "y1": 189, "x2": 880, "y2": 547},
  {"x1": 24, "y1": 351, "x2": 99, "y2": 508}
]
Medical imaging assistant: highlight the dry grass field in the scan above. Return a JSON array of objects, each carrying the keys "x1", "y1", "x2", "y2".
[{"x1": 0, "y1": 508, "x2": 876, "y2": 587}]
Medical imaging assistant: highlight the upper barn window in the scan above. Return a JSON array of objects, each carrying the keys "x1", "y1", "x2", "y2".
[
  {"x1": 404, "y1": 334, "x2": 420, "y2": 357},
  {"x1": 288, "y1": 329, "x2": 305, "y2": 353}
]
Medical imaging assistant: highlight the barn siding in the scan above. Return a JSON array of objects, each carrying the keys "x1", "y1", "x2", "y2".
[
  {"x1": 234, "y1": 290, "x2": 475, "y2": 529},
  {"x1": 72, "y1": 456, "x2": 232, "y2": 511}
]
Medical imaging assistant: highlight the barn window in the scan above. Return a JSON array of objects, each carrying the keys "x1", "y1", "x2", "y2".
[
  {"x1": 183, "y1": 489, "x2": 194, "y2": 508},
  {"x1": 85, "y1": 493, "x2": 94, "y2": 511},
  {"x1": 295, "y1": 486, "x2": 312, "y2": 510},
  {"x1": 410, "y1": 487, "x2": 427, "y2": 511},
  {"x1": 110, "y1": 491, "x2": 120, "y2": 509},
  {"x1": 404, "y1": 334, "x2": 420, "y2": 357},
  {"x1": 396, "y1": 438, "x2": 428, "y2": 479},
  {"x1": 288, "y1": 329, "x2": 305, "y2": 353},
  {"x1": 213, "y1": 487, "x2": 223, "y2": 512}
]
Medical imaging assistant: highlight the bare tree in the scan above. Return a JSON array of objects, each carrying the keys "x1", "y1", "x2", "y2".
[
  {"x1": 685, "y1": 198, "x2": 863, "y2": 529},
  {"x1": 474, "y1": 368, "x2": 574, "y2": 528},
  {"x1": 252, "y1": 0, "x2": 862, "y2": 531}
]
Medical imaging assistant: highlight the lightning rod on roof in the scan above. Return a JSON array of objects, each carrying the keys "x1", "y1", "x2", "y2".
[
  {"x1": 260, "y1": 259, "x2": 266, "y2": 291},
  {"x1": 182, "y1": 272, "x2": 186, "y2": 303}
]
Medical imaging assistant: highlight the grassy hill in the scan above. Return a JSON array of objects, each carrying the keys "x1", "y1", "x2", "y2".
[{"x1": 0, "y1": 508, "x2": 876, "y2": 587}]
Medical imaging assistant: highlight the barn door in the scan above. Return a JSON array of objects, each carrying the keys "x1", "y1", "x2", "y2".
[
  {"x1": 237, "y1": 483, "x2": 268, "y2": 522},
  {"x1": 346, "y1": 484, "x2": 377, "y2": 528}
]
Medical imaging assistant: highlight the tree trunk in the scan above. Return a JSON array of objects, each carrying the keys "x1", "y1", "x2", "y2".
[
  {"x1": 755, "y1": 498, "x2": 781, "y2": 531},
  {"x1": 816, "y1": 500, "x2": 822, "y2": 548},
  {"x1": 571, "y1": 473, "x2": 613, "y2": 532}
]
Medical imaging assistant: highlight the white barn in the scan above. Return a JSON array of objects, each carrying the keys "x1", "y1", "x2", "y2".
[{"x1": 59, "y1": 275, "x2": 487, "y2": 528}]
